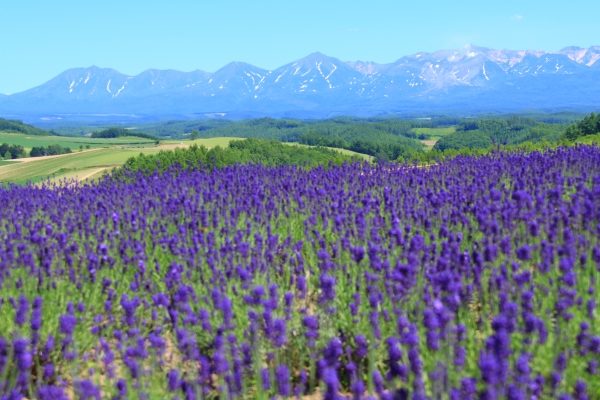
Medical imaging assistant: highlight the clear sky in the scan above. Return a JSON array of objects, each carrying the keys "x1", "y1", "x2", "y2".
[{"x1": 1, "y1": 0, "x2": 599, "y2": 94}]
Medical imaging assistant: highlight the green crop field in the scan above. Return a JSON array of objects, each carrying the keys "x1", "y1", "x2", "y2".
[
  {"x1": 412, "y1": 127, "x2": 456, "y2": 137},
  {"x1": 188, "y1": 136, "x2": 243, "y2": 147},
  {"x1": 0, "y1": 136, "x2": 373, "y2": 184},
  {"x1": 0, "y1": 149, "x2": 152, "y2": 184},
  {"x1": 0, "y1": 131, "x2": 156, "y2": 151},
  {"x1": 0, "y1": 137, "x2": 245, "y2": 184}
]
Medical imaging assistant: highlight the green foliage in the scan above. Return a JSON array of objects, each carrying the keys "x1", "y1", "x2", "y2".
[
  {"x1": 432, "y1": 130, "x2": 493, "y2": 151},
  {"x1": 0, "y1": 118, "x2": 50, "y2": 136},
  {"x1": 91, "y1": 127, "x2": 158, "y2": 140},
  {"x1": 298, "y1": 126, "x2": 423, "y2": 161},
  {"x1": 434, "y1": 117, "x2": 565, "y2": 152},
  {"x1": 0, "y1": 143, "x2": 26, "y2": 159},
  {"x1": 136, "y1": 117, "x2": 430, "y2": 142},
  {"x1": 403, "y1": 139, "x2": 574, "y2": 164},
  {"x1": 115, "y1": 139, "x2": 361, "y2": 177},
  {"x1": 29, "y1": 144, "x2": 72, "y2": 157},
  {"x1": 563, "y1": 112, "x2": 600, "y2": 141}
]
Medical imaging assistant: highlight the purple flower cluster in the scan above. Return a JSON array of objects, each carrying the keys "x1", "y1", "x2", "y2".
[{"x1": 0, "y1": 146, "x2": 599, "y2": 398}]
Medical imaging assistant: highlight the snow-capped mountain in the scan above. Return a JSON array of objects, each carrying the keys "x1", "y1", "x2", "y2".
[
  {"x1": 2, "y1": 45, "x2": 600, "y2": 120},
  {"x1": 559, "y1": 46, "x2": 600, "y2": 67}
]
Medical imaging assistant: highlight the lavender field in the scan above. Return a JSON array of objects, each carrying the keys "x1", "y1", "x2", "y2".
[{"x1": 0, "y1": 146, "x2": 599, "y2": 399}]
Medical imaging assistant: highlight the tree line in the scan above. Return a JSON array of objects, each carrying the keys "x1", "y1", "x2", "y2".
[
  {"x1": 90, "y1": 127, "x2": 158, "y2": 141},
  {"x1": 29, "y1": 144, "x2": 72, "y2": 157},
  {"x1": 0, "y1": 143, "x2": 26, "y2": 159},
  {"x1": 0, "y1": 143, "x2": 74, "y2": 160},
  {"x1": 563, "y1": 112, "x2": 600, "y2": 141}
]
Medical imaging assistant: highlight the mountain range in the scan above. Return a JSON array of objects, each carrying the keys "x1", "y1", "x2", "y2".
[{"x1": 2, "y1": 45, "x2": 600, "y2": 121}]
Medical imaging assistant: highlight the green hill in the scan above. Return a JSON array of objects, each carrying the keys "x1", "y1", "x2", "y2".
[{"x1": 0, "y1": 118, "x2": 50, "y2": 136}]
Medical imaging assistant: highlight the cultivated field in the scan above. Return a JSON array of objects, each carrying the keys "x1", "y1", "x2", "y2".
[
  {"x1": 0, "y1": 147, "x2": 598, "y2": 399},
  {"x1": 0, "y1": 135, "x2": 371, "y2": 184},
  {"x1": 0, "y1": 132, "x2": 156, "y2": 151},
  {"x1": 0, "y1": 137, "x2": 244, "y2": 184}
]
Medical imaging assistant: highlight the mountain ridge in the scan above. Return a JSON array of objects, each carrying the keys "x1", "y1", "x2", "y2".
[{"x1": 2, "y1": 45, "x2": 600, "y2": 120}]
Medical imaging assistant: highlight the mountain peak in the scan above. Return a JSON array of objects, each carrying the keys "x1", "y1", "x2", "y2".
[
  {"x1": 3, "y1": 45, "x2": 600, "y2": 119},
  {"x1": 294, "y1": 52, "x2": 340, "y2": 65},
  {"x1": 304, "y1": 51, "x2": 331, "y2": 59},
  {"x1": 216, "y1": 61, "x2": 267, "y2": 74},
  {"x1": 65, "y1": 65, "x2": 120, "y2": 74}
]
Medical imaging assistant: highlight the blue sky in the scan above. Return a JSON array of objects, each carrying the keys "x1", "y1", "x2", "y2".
[{"x1": 1, "y1": 0, "x2": 599, "y2": 93}]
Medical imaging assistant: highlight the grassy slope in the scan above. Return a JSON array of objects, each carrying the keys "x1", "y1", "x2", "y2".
[
  {"x1": 282, "y1": 142, "x2": 374, "y2": 161},
  {"x1": 575, "y1": 133, "x2": 600, "y2": 145}
]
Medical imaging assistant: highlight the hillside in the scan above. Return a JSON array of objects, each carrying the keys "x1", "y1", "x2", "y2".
[{"x1": 0, "y1": 118, "x2": 50, "y2": 135}]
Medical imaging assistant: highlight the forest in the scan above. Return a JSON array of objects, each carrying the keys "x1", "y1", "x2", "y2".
[
  {"x1": 115, "y1": 138, "x2": 360, "y2": 177},
  {"x1": 90, "y1": 127, "x2": 158, "y2": 140}
]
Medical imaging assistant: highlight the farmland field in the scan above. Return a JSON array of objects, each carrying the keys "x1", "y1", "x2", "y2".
[
  {"x1": 0, "y1": 137, "x2": 244, "y2": 184},
  {"x1": 0, "y1": 148, "x2": 163, "y2": 184},
  {"x1": 0, "y1": 132, "x2": 156, "y2": 151},
  {"x1": 411, "y1": 127, "x2": 456, "y2": 137},
  {"x1": 0, "y1": 136, "x2": 370, "y2": 184},
  {"x1": 0, "y1": 146, "x2": 598, "y2": 399}
]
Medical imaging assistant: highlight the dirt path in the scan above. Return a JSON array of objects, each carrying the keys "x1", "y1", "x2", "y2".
[{"x1": 76, "y1": 167, "x2": 108, "y2": 181}]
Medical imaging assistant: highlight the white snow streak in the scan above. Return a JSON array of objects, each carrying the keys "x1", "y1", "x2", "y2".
[
  {"x1": 324, "y1": 64, "x2": 337, "y2": 80},
  {"x1": 106, "y1": 80, "x2": 112, "y2": 94},
  {"x1": 482, "y1": 64, "x2": 490, "y2": 81},
  {"x1": 254, "y1": 76, "x2": 266, "y2": 91},
  {"x1": 245, "y1": 72, "x2": 257, "y2": 87},
  {"x1": 316, "y1": 62, "x2": 335, "y2": 89},
  {"x1": 274, "y1": 72, "x2": 286, "y2": 83},
  {"x1": 114, "y1": 82, "x2": 127, "y2": 97}
]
